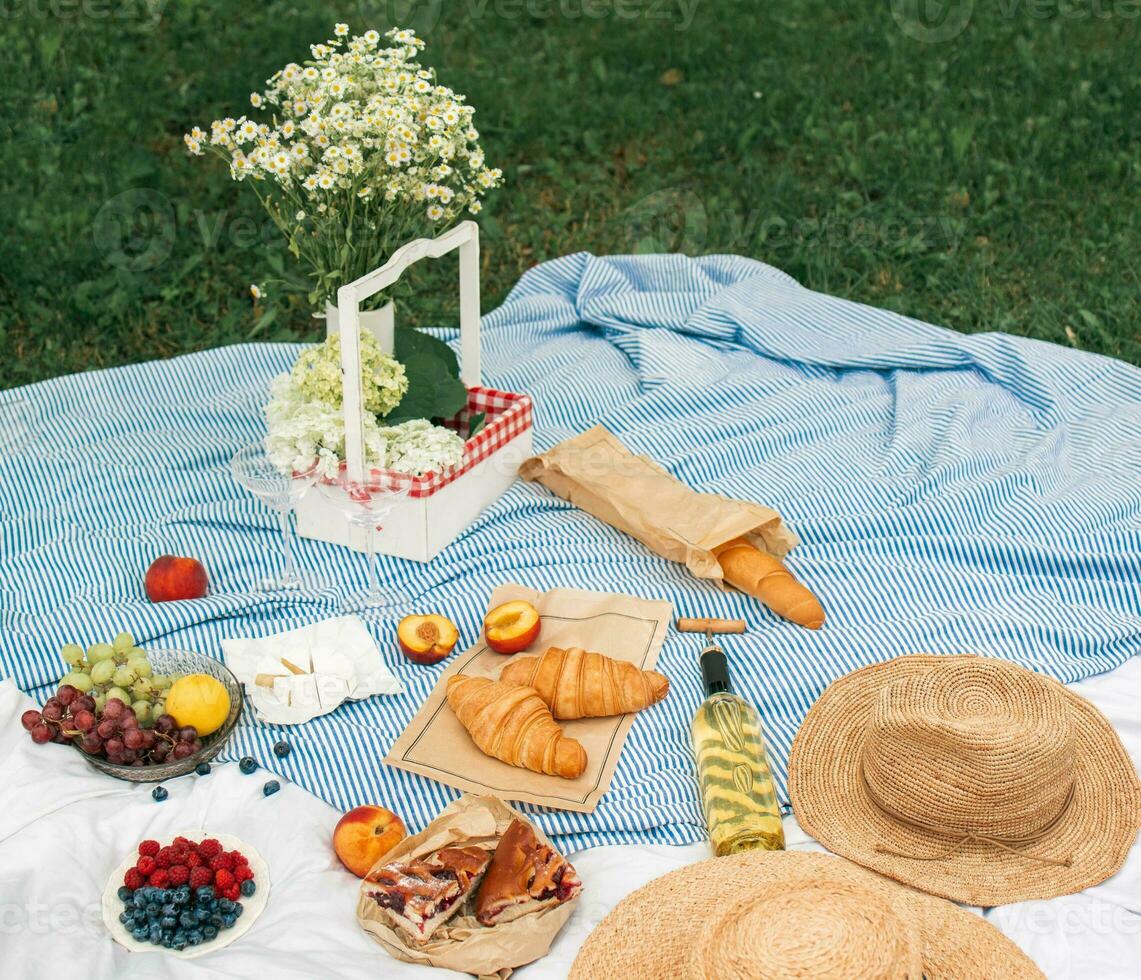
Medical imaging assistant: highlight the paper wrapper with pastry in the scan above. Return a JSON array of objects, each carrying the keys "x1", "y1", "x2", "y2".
[
  {"x1": 519, "y1": 426, "x2": 825, "y2": 629},
  {"x1": 356, "y1": 794, "x2": 581, "y2": 978}
]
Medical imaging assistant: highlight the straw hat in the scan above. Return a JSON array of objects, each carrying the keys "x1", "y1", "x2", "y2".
[
  {"x1": 570, "y1": 849, "x2": 1043, "y2": 979},
  {"x1": 789, "y1": 654, "x2": 1141, "y2": 906}
]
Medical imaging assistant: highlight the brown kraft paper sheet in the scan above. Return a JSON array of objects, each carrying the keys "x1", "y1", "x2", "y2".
[
  {"x1": 385, "y1": 582, "x2": 671, "y2": 813},
  {"x1": 518, "y1": 425, "x2": 799, "y2": 580}
]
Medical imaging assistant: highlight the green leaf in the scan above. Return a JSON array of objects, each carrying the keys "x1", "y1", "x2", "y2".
[
  {"x1": 386, "y1": 351, "x2": 468, "y2": 424},
  {"x1": 468, "y1": 411, "x2": 486, "y2": 438},
  {"x1": 394, "y1": 326, "x2": 460, "y2": 377}
]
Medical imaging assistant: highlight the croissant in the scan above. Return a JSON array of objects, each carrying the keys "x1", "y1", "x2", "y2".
[
  {"x1": 500, "y1": 646, "x2": 669, "y2": 720},
  {"x1": 714, "y1": 538, "x2": 826, "y2": 630},
  {"x1": 446, "y1": 674, "x2": 588, "y2": 779}
]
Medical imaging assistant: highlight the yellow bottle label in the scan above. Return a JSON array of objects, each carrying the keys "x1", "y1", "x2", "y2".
[{"x1": 692, "y1": 693, "x2": 784, "y2": 856}]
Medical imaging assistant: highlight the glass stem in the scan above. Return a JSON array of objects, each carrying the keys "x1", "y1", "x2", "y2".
[
  {"x1": 365, "y1": 525, "x2": 381, "y2": 603},
  {"x1": 279, "y1": 506, "x2": 298, "y2": 587}
]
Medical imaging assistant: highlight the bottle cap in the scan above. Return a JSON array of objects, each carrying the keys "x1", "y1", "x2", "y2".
[{"x1": 700, "y1": 644, "x2": 732, "y2": 696}]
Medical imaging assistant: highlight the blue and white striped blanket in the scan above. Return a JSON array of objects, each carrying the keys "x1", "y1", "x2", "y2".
[{"x1": 2, "y1": 253, "x2": 1138, "y2": 850}]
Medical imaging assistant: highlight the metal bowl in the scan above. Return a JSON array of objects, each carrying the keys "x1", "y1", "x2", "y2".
[{"x1": 80, "y1": 650, "x2": 242, "y2": 782}]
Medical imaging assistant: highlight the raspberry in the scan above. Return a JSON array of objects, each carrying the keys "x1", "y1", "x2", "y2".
[
  {"x1": 233, "y1": 865, "x2": 254, "y2": 883},
  {"x1": 229, "y1": 850, "x2": 248, "y2": 867},
  {"x1": 136, "y1": 856, "x2": 156, "y2": 876},
  {"x1": 154, "y1": 848, "x2": 175, "y2": 869},
  {"x1": 209, "y1": 853, "x2": 235, "y2": 873},
  {"x1": 167, "y1": 865, "x2": 190, "y2": 886},
  {"x1": 223, "y1": 883, "x2": 241, "y2": 902},
  {"x1": 138, "y1": 840, "x2": 160, "y2": 858},
  {"x1": 173, "y1": 836, "x2": 191, "y2": 847},
  {"x1": 189, "y1": 867, "x2": 214, "y2": 890},
  {"x1": 213, "y1": 869, "x2": 235, "y2": 891},
  {"x1": 198, "y1": 839, "x2": 222, "y2": 859},
  {"x1": 123, "y1": 868, "x2": 144, "y2": 891},
  {"x1": 185, "y1": 851, "x2": 202, "y2": 868},
  {"x1": 149, "y1": 869, "x2": 171, "y2": 889}
]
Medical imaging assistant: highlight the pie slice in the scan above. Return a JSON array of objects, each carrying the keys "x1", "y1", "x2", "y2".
[
  {"x1": 475, "y1": 819, "x2": 583, "y2": 926},
  {"x1": 363, "y1": 845, "x2": 491, "y2": 944}
]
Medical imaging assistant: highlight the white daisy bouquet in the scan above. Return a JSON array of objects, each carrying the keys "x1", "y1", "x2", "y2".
[
  {"x1": 186, "y1": 24, "x2": 500, "y2": 478},
  {"x1": 185, "y1": 24, "x2": 503, "y2": 308}
]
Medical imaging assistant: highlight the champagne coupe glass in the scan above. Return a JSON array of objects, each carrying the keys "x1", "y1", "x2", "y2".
[
  {"x1": 316, "y1": 466, "x2": 411, "y2": 614},
  {"x1": 230, "y1": 440, "x2": 323, "y2": 592}
]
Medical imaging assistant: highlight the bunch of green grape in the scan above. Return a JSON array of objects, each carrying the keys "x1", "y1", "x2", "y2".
[{"x1": 58, "y1": 632, "x2": 174, "y2": 727}]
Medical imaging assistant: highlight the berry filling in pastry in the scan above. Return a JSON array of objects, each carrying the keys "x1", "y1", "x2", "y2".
[
  {"x1": 364, "y1": 845, "x2": 491, "y2": 943},
  {"x1": 475, "y1": 819, "x2": 582, "y2": 926}
]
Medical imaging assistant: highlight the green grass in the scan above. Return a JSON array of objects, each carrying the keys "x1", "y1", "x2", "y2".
[{"x1": 1, "y1": 0, "x2": 1137, "y2": 388}]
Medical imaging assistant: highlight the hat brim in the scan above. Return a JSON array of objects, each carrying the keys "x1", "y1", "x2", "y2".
[
  {"x1": 569, "y1": 849, "x2": 1043, "y2": 980},
  {"x1": 788, "y1": 654, "x2": 1141, "y2": 906}
]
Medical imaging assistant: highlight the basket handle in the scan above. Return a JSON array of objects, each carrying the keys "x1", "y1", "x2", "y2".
[{"x1": 333, "y1": 220, "x2": 481, "y2": 481}]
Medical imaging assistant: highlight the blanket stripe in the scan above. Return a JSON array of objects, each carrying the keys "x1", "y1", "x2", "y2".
[{"x1": 2, "y1": 252, "x2": 1138, "y2": 850}]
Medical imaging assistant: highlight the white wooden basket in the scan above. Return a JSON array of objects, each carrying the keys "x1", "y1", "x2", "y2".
[{"x1": 294, "y1": 221, "x2": 533, "y2": 563}]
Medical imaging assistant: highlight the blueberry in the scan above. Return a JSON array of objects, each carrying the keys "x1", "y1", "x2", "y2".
[
  {"x1": 218, "y1": 899, "x2": 234, "y2": 913},
  {"x1": 162, "y1": 902, "x2": 176, "y2": 916},
  {"x1": 132, "y1": 893, "x2": 147, "y2": 909},
  {"x1": 195, "y1": 762, "x2": 211, "y2": 776},
  {"x1": 262, "y1": 779, "x2": 280, "y2": 797},
  {"x1": 187, "y1": 929, "x2": 203, "y2": 946},
  {"x1": 163, "y1": 936, "x2": 174, "y2": 948},
  {"x1": 174, "y1": 886, "x2": 190, "y2": 905},
  {"x1": 152, "y1": 786, "x2": 168, "y2": 802},
  {"x1": 210, "y1": 912, "x2": 224, "y2": 927},
  {"x1": 221, "y1": 913, "x2": 237, "y2": 928},
  {"x1": 160, "y1": 915, "x2": 176, "y2": 929},
  {"x1": 196, "y1": 907, "x2": 211, "y2": 922},
  {"x1": 239, "y1": 756, "x2": 257, "y2": 774},
  {"x1": 116, "y1": 885, "x2": 131, "y2": 902},
  {"x1": 172, "y1": 938, "x2": 187, "y2": 951},
  {"x1": 179, "y1": 911, "x2": 197, "y2": 929},
  {"x1": 233, "y1": 903, "x2": 243, "y2": 918},
  {"x1": 146, "y1": 902, "x2": 160, "y2": 916},
  {"x1": 149, "y1": 924, "x2": 163, "y2": 944},
  {"x1": 240, "y1": 879, "x2": 256, "y2": 897},
  {"x1": 273, "y1": 740, "x2": 290, "y2": 758},
  {"x1": 203, "y1": 924, "x2": 218, "y2": 940},
  {"x1": 196, "y1": 885, "x2": 215, "y2": 900},
  {"x1": 118, "y1": 911, "x2": 131, "y2": 924}
]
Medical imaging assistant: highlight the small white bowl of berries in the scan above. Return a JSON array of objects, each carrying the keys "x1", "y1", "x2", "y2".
[{"x1": 102, "y1": 832, "x2": 270, "y2": 957}]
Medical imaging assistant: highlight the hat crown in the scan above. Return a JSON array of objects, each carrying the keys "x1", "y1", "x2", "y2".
[
  {"x1": 863, "y1": 660, "x2": 1076, "y2": 838},
  {"x1": 691, "y1": 878, "x2": 922, "y2": 979}
]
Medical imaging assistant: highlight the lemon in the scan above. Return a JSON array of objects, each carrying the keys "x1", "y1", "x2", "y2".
[{"x1": 165, "y1": 674, "x2": 230, "y2": 736}]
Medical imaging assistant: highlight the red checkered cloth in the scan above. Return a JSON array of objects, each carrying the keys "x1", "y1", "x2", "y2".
[{"x1": 330, "y1": 387, "x2": 532, "y2": 498}]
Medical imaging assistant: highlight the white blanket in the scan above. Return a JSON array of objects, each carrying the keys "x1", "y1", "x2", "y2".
[{"x1": 1, "y1": 659, "x2": 1138, "y2": 978}]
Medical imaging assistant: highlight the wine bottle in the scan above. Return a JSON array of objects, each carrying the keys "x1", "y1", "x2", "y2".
[{"x1": 691, "y1": 638, "x2": 785, "y2": 856}]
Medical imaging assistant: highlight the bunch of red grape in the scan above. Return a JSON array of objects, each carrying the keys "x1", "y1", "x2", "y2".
[{"x1": 21, "y1": 684, "x2": 202, "y2": 767}]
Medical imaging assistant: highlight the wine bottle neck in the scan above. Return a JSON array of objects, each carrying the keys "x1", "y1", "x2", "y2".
[{"x1": 700, "y1": 645, "x2": 732, "y2": 697}]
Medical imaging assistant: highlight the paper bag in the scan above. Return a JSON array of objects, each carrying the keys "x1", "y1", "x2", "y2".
[
  {"x1": 519, "y1": 425, "x2": 799, "y2": 580},
  {"x1": 386, "y1": 583, "x2": 671, "y2": 813},
  {"x1": 356, "y1": 794, "x2": 579, "y2": 978}
]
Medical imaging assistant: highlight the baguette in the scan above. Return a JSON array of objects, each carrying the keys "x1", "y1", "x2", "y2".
[{"x1": 714, "y1": 538, "x2": 825, "y2": 630}]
